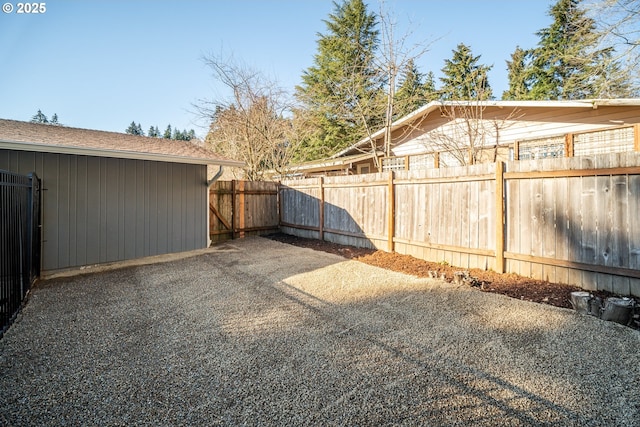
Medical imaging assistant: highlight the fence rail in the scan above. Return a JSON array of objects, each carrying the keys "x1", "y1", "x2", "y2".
[
  {"x1": 281, "y1": 152, "x2": 640, "y2": 297},
  {"x1": 209, "y1": 180, "x2": 279, "y2": 242},
  {"x1": 1, "y1": 170, "x2": 40, "y2": 337}
]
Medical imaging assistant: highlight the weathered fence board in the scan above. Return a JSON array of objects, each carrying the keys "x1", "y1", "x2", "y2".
[
  {"x1": 280, "y1": 177, "x2": 322, "y2": 240},
  {"x1": 502, "y1": 153, "x2": 640, "y2": 296},
  {"x1": 215, "y1": 152, "x2": 640, "y2": 297},
  {"x1": 278, "y1": 152, "x2": 640, "y2": 297},
  {"x1": 242, "y1": 180, "x2": 279, "y2": 235},
  {"x1": 282, "y1": 174, "x2": 389, "y2": 249},
  {"x1": 209, "y1": 180, "x2": 279, "y2": 242},
  {"x1": 209, "y1": 181, "x2": 234, "y2": 242}
]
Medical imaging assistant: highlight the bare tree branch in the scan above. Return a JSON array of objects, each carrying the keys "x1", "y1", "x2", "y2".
[{"x1": 196, "y1": 52, "x2": 302, "y2": 181}]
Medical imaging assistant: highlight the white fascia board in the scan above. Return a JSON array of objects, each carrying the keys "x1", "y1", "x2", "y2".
[
  {"x1": 289, "y1": 153, "x2": 375, "y2": 171},
  {"x1": 0, "y1": 140, "x2": 245, "y2": 167},
  {"x1": 331, "y1": 99, "x2": 629, "y2": 158},
  {"x1": 332, "y1": 102, "x2": 442, "y2": 158}
]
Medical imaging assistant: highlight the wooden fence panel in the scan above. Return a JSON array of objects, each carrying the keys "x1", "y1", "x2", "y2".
[
  {"x1": 239, "y1": 180, "x2": 279, "y2": 236},
  {"x1": 323, "y1": 173, "x2": 388, "y2": 249},
  {"x1": 629, "y1": 173, "x2": 640, "y2": 296},
  {"x1": 393, "y1": 163, "x2": 497, "y2": 270},
  {"x1": 553, "y1": 170, "x2": 569, "y2": 285},
  {"x1": 505, "y1": 165, "x2": 521, "y2": 276},
  {"x1": 280, "y1": 178, "x2": 322, "y2": 240},
  {"x1": 215, "y1": 152, "x2": 640, "y2": 298},
  {"x1": 209, "y1": 181, "x2": 233, "y2": 243},
  {"x1": 209, "y1": 180, "x2": 278, "y2": 242},
  {"x1": 503, "y1": 152, "x2": 640, "y2": 296}
]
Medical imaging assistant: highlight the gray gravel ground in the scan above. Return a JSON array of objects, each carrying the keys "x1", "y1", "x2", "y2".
[{"x1": 1, "y1": 236, "x2": 639, "y2": 426}]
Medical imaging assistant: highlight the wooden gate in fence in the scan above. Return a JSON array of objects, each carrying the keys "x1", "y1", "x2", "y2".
[{"x1": 209, "y1": 180, "x2": 279, "y2": 242}]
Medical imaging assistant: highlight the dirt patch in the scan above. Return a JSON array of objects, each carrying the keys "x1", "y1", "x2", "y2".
[{"x1": 265, "y1": 233, "x2": 635, "y2": 311}]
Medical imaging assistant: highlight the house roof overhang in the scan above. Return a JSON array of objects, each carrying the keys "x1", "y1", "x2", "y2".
[
  {"x1": 0, "y1": 139, "x2": 245, "y2": 167},
  {"x1": 332, "y1": 99, "x2": 640, "y2": 158},
  {"x1": 0, "y1": 119, "x2": 246, "y2": 167},
  {"x1": 285, "y1": 151, "x2": 380, "y2": 174}
]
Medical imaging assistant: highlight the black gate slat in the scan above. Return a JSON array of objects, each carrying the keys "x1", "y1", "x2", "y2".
[{"x1": 0, "y1": 169, "x2": 41, "y2": 337}]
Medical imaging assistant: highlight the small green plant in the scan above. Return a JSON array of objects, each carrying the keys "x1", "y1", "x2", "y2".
[{"x1": 439, "y1": 260, "x2": 449, "y2": 266}]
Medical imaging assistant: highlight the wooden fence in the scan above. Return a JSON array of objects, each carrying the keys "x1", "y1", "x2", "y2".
[
  {"x1": 209, "y1": 180, "x2": 279, "y2": 242},
  {"x1": 280, "y1": 152, "x2": 640, "y2": 297}
]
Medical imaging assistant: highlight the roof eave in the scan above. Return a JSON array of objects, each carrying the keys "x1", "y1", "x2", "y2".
[
  {"x1": 333, "y1": 99, "x2": 640, "y2": 157},
  {"x1": 288, "y1": 152, "x2": 379, "y2": 172},
  {"x1": 332, "y1": 101, "x2": 442, "y2": 158},
  {"x1": 0, "y1": 139, "x2": 245, "y2": 167}
]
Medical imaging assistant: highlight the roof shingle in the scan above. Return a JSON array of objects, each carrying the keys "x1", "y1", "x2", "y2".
[{"x1": 0, "y1": 119, "x2": 244, "y2": 166}]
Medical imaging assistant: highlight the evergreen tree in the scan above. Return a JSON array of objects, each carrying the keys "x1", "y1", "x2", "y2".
[
  {"x1": 295, "y1": 0, "x2": 381, "y2": 161},
  {"x1": 423, "y1": 71, "x2": 438, "y2": 101},
  {"x1": 439, "y1": 43, "x2": 493, "y2": 100},
  {"x1": 394, "y1": 59, "x2": 438, "y2": 118},
  {"x1": 148, "y1": 126, "x2": 160, "y2": 137},
  {"x1": 503, "y1": 46, "x2": 533, "y2": 100},
  {"x1": 125, "y1": 121, "x2": 144, "y2": 136},
  {"x1": 163, "y1": 124, "x2": 172, "y2": 139},
  {"x1": 525, "y1": 0, "x2": 630, "y2": 99},
  {"x1": 50, "y1": 113, "x2": 60, "y2": 125},
  {"x1": 171, "y1": 127, "x2": 195, "y2": 141},
  {"x1": 31, "y1": 109, "x2": 49, "y2": 124}
]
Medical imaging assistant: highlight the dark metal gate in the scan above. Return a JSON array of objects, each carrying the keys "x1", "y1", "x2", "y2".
[{"x1": 1, "y1": 170, "x2": 41, "y2": 337}]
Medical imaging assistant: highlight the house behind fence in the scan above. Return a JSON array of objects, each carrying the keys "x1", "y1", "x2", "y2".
[{"x1": 275, "y1": 152, "x2": 640, "y2": 298}]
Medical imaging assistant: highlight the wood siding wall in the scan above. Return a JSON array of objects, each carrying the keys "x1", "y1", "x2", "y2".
[
  {"x1": 392, "y1": 106, "x2": 640, "y2": 157},
  {"x1": 0, "y1": 150, "x2": 208, "y2": 271},
  {"x1": 281, "y1": 152, "x2": 640, "y2": 297}
]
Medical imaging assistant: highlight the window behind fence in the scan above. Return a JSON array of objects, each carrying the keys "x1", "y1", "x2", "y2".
[
  {"x1": 517, "y1": 136, "x2": 565, "y2": 160},
  {"x1": 574, "y1": 126, "x2": 635, "y2": 156}
]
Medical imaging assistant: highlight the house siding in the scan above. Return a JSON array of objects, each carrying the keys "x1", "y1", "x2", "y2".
[
  {"x1": 0, "y1": 149, "x2": 208, "y2": 271},
  {"x1": 390, "y1": 106, "x2": 640, "y2": 157}
]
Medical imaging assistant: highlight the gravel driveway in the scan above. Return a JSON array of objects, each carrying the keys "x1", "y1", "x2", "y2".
[{"x1": 1, "y1": 237, "x2": 639, "y2": 426}]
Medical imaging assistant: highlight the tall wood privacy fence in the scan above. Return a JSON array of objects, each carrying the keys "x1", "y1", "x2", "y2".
[
  {"x1": 209, "y1": 180, "x2": 279, "y2": 242},
  {"x1": 280, "y1": 153, "x2": 640, "y2": 297}
]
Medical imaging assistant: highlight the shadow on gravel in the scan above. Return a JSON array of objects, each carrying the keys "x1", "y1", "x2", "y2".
[
  {"x1": 269, "y1": 279, "x2": 583, "y2": 425},
  {"x1": 1, "y1": 237, "x2": 637, "y2": 426}
]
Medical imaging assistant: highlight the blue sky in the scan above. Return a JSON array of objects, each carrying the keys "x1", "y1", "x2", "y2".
[{"x1": 0, "y1": 0, "x2": 554, "y2": 137}]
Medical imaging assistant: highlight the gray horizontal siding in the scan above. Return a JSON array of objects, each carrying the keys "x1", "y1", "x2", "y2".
[{"x1": 0, "y1": 149, "x2": 208, "y2": 271}]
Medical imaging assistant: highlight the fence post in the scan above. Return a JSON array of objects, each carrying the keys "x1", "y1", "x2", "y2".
[
  {"x1": 634, "y1": 123, "x2": 640, "y2": 152},
  {"x1": 277, "y1": 182, "x2": 282, "y2": 228},
  {"x1": 319, "y1": 177, "x2": 324, "y2": 241},
  {"x1": 238, "y1": 180, "x2": 246, "y2": 239},
  {"x1": 495, "y1": 162, "x2": 505, "y2": 273},
  {"x1": 27, "y1": 173, "x2": 41, "y2": 282},
  {"x1": 565, "y1": 133, "x2": 574, "y2": 157},
  {"x1": 387, "y1": 171, "x2": 395, "y2": 253},
  {"x1": 231, "y1": 180, "x2": 236, "y2": 239}
]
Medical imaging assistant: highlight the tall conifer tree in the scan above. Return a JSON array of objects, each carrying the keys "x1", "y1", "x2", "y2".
[
  {"x1": 503, "y1": 47, "x2": 532, "y2": 100},
  {"x1": 524, "y1": 0, "x2": 631, "y2": 99},
  {"x1": 439, "y1": 43, "x2": 493, "y2": 101},
  {"x1": 295, "y1": 0, "x2": 381, "y2": 160},
  {"x1": 394, "y1": 59, "x2": 437, "y2": 119}
]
